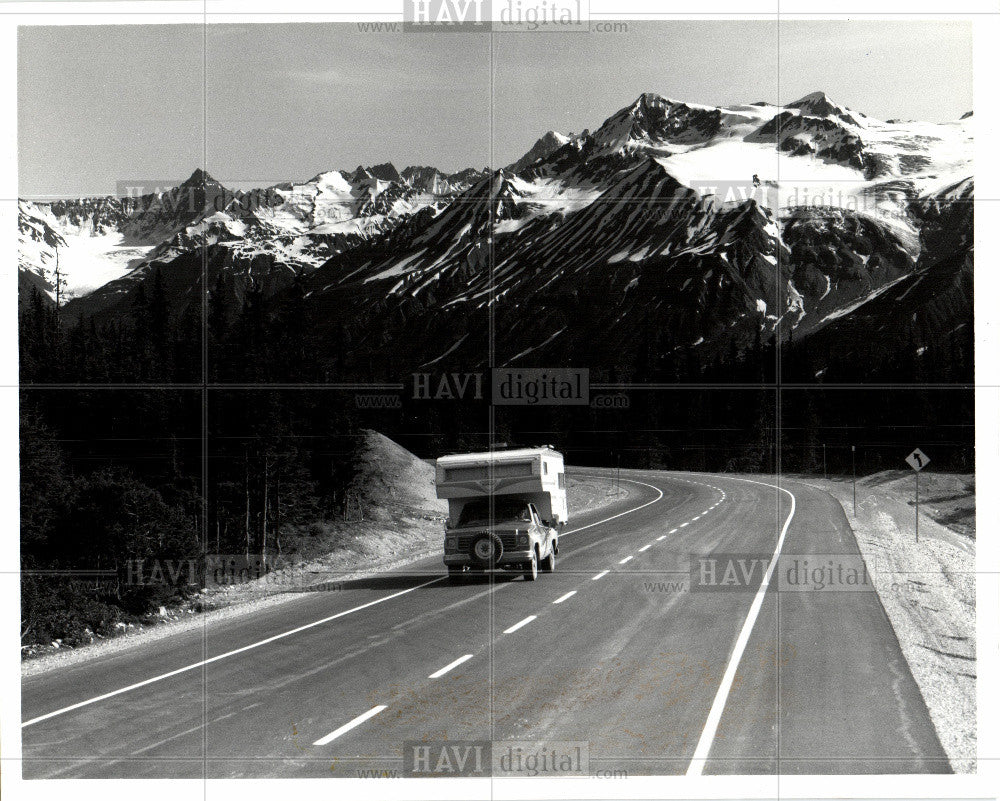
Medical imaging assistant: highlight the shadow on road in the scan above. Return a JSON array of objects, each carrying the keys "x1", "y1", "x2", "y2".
[{"x1": 293, "y1": 570, "x2": 523, "y2": 593}]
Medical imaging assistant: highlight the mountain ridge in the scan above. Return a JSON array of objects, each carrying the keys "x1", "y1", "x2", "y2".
[{"x1": 19, "y1": 90, "x2": 973, "y2": 384}]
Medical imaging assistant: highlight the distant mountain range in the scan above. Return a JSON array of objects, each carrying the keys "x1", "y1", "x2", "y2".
[
  {"x1": 19, "y1": 91, "x2": 973, "y2": 381},
  {"x1": 19, "y1": 162, "x2": 489, "y2": 316}
]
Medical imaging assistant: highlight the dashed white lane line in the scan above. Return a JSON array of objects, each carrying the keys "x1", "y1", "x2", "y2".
[
  {"x1": 22, "y1": 577, "x2": 444, "y2": 729},
  {"x1": 692, "y1": 515, "x2": 701, "y2": 521},
  {"x1": 326, "y1": 476, "x2": 689, "y2": 743},
  {"x1": 656, "y1": 535, "x2": 667, "y2": 541},
  {"x1": 679, "y1": 521, "x2": 689, "y2": 528},
  {"x1": 26, "y1": 474, "x2": 662, "y2": 731},
  {"x1": 638, "y1": 543, "x2": 653, "y2": 552},
  {"x1": 503, "y1": 615, "x2": 537, "y2": 634},
  {"x1": 26, "y1": 474, "x2": 672, "y2": 736},
  {"x1": 428, "y1": 654, "x2": 474, "y2": 679},
  {"x1": 669, "y1": 528, "x2": 679, "y2": 534},
  {"x1": 685, "y1": 476, "x2": 797, "y2": 776},
  {"x1": 314, "y1": 705, "x2": 388, "y2": 746}
]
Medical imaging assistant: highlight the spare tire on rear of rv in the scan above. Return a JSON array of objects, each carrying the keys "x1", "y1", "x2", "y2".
[{"x1": 471, "y1": 533, "x2": 503, "y2": 567}]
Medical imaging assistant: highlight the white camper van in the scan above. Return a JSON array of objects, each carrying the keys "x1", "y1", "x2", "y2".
[{"x1": 436, "y1": 446, "x2": 568, "y2": 583}]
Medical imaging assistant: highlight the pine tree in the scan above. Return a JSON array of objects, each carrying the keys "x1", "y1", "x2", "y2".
[{"x1": 149, "y1": 268, "x2": 172, "y2": 380}]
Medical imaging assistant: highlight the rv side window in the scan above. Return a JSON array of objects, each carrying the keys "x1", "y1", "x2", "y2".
[
  {"x1": 543, "y1": 462, "x2": 548, "y2": 474},
  {"x1": 557, "y1": 473, "x2": 565, "y2": 489}
]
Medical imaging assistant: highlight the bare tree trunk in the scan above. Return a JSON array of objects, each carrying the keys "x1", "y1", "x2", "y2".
[
  {"x1": 275, "y1": 481, "x2": 282, "y2": 559},
  {"x1": 261, "y1": 457, "x2": 269, "y2": 570},
  {"x1": 244, "y1": 448, "x2": 251, "y2": 561}
]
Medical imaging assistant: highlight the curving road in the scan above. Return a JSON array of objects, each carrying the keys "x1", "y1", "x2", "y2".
[{"x1": 20, "y1": 469, "x2": 950, "y2": 778}]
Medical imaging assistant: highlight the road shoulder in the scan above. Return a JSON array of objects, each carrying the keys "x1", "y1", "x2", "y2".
[{"x1": 800, "y1": 476, "x2": 976, "y2": 773}]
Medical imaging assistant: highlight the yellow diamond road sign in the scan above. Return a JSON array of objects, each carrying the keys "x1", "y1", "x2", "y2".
[{"x1": 905, "y1": 448, "x2": 930, "y2": 472}]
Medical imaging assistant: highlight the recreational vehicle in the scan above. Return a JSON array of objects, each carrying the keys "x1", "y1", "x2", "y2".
[{"x1": 436, "y1": 446, "x2": 568, "y2": 583}]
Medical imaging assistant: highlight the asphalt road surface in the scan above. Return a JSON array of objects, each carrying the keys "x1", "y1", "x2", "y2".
[{"x1": 21, "y1": 469, "x2": 950, "y2": 778}]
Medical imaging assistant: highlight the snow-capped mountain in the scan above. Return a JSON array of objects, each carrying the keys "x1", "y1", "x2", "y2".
[
  {"x1": 20, "y1": 90, "x2": 972, "y2": 382},
  {"x1": 273, "y1": 91, "x2": 971, "y2": 379},
  {"x1": 506, "y1": 130, "x2": 573, "y2": 174},
  {"x1": 18, "y1": 197, "x2": 164, "y2": 303},
  {"x1": 19, "y1": 163, "x2": 487, "y2": 312},
  {"x1": 19, "y1": 169, "x2": 234, "y2": 303}
]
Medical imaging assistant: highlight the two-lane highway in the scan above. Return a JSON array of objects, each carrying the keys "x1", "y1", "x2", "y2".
[{"x1": 20, "y1": 470, "x2": 949, "y2": 778}]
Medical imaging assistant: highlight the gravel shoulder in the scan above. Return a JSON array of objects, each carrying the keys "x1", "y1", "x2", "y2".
[{"x1": 803, "y1": 473, "x2": 976, "y2": 773}]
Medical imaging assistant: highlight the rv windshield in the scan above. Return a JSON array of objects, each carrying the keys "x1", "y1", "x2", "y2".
[{"x1": 457, "y1": 499, "x2": 532, "y2": 527}]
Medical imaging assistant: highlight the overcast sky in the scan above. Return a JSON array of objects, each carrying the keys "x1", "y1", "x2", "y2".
[{"x1": 19, "y1": 20, "x2": 973, "y2": 198}]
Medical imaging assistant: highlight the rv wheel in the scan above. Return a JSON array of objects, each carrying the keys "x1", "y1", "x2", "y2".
[
  {"x1": 523, "y1": 550, "x2": 538, "y2": 581},
  {"x1": 541, "y1": 546, "x2": 555, "y2": 573}
]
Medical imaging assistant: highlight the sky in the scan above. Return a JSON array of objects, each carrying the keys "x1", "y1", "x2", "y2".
[{"x1": 18, "y1": 20, "x2": 973, "y2": 198}]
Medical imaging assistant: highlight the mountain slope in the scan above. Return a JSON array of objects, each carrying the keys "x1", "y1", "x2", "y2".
[
  {"x1": 279, "y1": 91, "x2": 971, "y2": 379},
  {"x1": 22, "y1": 91, "x2": 972, "y2": 384}
]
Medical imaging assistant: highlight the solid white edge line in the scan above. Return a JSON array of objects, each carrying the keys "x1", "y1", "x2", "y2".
[
  {"x1": 685, "y1": 477, "x2": 796, "y2": 776},
  {"x1": 592, "y1": 570, "x2": 609, "y2": 580},
  {"x1": 618, "y1": 555, "x2": 634, "y2": 564},
  {"x1": 503, "y1": 615, "x2": 537, "y2": 634},
  {"x1": 313, "y1": 704, "x2": 388, "y2": 746},
  {"x1": 638, "y1": 543, "x2": 653, "y2": 552},
  {"x1": 560, "y1": 477, "x2": 664, "y2": 536},
  {"x1": 552, "y1": 591, "x2": 577, "y2": 604},
  {"x1": 428, "y1": 653, "x2": 474, "y2": 679},
  {"x1": 22, "y1": 577, "x2": 444, "y2": 728}
]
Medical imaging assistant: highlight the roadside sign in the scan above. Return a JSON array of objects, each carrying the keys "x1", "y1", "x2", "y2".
[
  {"x1": 905, "y1": 448, "x2": 929, "y2": 543},
  {"x1": 905, "y1": 448, "x2": 929, "y2": 472}
]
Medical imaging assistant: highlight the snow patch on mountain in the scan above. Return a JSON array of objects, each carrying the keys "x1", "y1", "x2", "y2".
[{"x1": 18, "y1": 200, "x2": 155, "y2": 299}]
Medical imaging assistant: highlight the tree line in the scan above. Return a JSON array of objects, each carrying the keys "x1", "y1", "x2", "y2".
[{"x1": 18, "y1": 272, "x2": 973, "y2": 649}]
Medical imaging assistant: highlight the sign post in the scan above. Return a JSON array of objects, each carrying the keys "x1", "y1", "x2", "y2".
[{"x1": 904, "y1": 448, "x2": 930, "y2": 543}]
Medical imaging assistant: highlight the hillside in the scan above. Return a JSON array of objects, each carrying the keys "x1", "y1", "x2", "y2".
[{"x1": 271, "y1": 429, "x2": 447, "y2": 574}]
